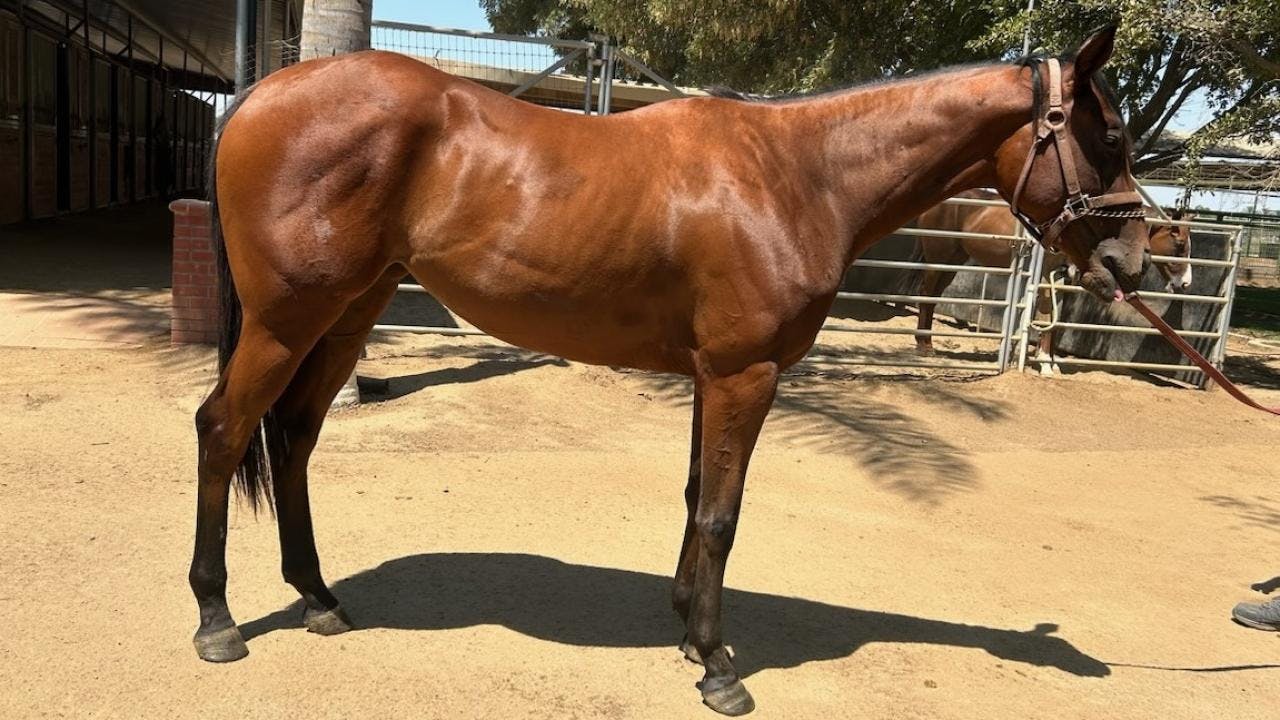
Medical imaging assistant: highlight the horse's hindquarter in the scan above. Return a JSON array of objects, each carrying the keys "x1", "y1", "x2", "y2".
[{"x1": 405, "y1": 87, "x2": 842, "y2": 374}]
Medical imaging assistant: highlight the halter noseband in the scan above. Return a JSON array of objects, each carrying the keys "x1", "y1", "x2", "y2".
[{"x1": 1008, "y1": 58, "x2": 1145, "y2": 251}]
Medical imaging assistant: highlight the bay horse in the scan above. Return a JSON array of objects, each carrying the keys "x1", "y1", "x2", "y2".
[
  {"x1": 191, "y1": 28, "x2": 1148, "y2": 715},
  {"x1": 909, "y1": 190, "x2": 1192, "y2": 366}
]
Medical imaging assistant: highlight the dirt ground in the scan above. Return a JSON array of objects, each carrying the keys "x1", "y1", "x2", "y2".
[{"x1": 3, "y1": 332, "x2": 1280, "y2": 720}]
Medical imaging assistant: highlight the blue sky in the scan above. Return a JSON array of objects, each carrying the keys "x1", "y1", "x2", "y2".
[{"x1": 374, "y1": 2, "x2": 491, "y2": 30}]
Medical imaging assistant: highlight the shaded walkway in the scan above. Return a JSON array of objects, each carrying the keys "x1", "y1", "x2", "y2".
[{"x1": 0, "y1": 201, "x2": 174, "y2": 348}]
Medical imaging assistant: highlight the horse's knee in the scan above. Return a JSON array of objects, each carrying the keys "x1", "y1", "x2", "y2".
[
  {"x1": 194, "y1": 398, "x2": 241, "y2": 476},
  {"x1": 696, "y1": 513, "x2": 738, "y2": 552}
]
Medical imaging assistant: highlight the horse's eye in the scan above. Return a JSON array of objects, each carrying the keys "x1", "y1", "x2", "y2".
[{"x1": 1103, "y1": 133, "x2": 1120, "y2": 147}]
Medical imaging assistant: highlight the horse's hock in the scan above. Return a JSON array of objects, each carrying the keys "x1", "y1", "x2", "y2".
[{"x1": 170, "y1": 200, "x2": 219, "y2": 345}]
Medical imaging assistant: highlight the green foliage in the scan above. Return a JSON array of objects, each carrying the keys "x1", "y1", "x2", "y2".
[{"x1": 481, "y1": 0, "x2": 1278, "y2": 177}]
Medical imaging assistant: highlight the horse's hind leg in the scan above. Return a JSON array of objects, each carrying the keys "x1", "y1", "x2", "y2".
[
  {"x1": 915, "y1": 269, "x2": 956, "y2": 355},
  {"x1": 190, "y1": 311, "x2": 340, "y2": 662},
  {"x1": 686, "y1": 361, "x2": 778, "y2": 716},
  {"x1": 673, "y1": 384, "x2": 702, "y2": 658},
  {"x1": 269, "y1": 272, "x2": 402, "y2": 635}
]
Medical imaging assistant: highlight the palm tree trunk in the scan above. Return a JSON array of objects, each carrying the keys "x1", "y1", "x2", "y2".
[
  {"x1": 300, "y1": 0, "x2": 373, "y2": 59},
  {"x1": 301, "y1": 0, "x2": 372, "y2": 407}
]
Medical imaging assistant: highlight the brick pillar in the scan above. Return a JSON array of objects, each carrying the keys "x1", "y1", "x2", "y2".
[{"x1": 170, "y1": 199, "x2": 219, "y2": 345}]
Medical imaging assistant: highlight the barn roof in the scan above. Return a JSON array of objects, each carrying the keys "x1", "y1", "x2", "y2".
[{"x1": 17, "y1": 0, "x2": 299, "y2": 91}]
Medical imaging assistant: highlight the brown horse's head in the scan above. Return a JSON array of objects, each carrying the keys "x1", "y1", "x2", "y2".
[
  {"x1": 995, "y1": 27, "x2": 1149, "y2": 302},
  {"x1": 1148, "y1": 209, "x2": 1194, "y2": 293}
]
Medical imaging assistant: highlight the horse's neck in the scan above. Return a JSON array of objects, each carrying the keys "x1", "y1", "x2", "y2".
[{"x1": 786, "y1": 64, "x2": 1032, "y2": 266}]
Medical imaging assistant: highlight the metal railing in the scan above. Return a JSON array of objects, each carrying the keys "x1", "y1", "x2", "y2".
[
  {"x1": 1020, "y1": 218, "x2": 1244, "y2": 385},
  {"x1": 370, "y1": 21, "x2": 690, "y2": 116}
]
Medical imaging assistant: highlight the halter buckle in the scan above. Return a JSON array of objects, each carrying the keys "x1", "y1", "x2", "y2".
[{"x1": 1063, "y1": 194, "x2": 1093, "y2": 217}]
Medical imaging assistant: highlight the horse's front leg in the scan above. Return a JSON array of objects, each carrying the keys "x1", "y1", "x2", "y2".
[{"x1": 686, "y1": 361, "x2": 779, "y2": 716}]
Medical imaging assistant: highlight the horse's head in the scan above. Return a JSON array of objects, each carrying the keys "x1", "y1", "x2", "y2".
[
  {"x1": 995, "y1": 27, "x2": 1149, "y2": 303},
  {"x1": 1148, "y1": 209, "x2": 1193, "y2": 293}
]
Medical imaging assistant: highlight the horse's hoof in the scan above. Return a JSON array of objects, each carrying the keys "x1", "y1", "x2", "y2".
[
  {"x1": 915, "y1": 346, "x2": 936, "y2": 357},
  {"x1": 680, "y1": 636, "x2": 703, "y2": 664},
  {"x1": 193, "y1": 626, "x2": 249, "y2": 663},
  {"x1": 304, "y1": 605, "x2": 354, "y2": 636},
  {"x1": 701, "y1": 679, "x2": 755, "y2": 716}
]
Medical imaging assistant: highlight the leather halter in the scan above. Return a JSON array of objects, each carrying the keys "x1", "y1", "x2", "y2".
[{"x1": 1009, "y1": 58, "x2": 1145, "y2": 251}]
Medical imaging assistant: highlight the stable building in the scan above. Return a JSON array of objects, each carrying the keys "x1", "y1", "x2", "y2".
[{"x1": 0, "y1": 1, "x2": 299, "y2": 225}]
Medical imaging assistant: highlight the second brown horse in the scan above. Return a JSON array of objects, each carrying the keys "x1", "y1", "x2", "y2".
[{"x1": 909, "y1": 189, "x2": 1192, "y2": 362}]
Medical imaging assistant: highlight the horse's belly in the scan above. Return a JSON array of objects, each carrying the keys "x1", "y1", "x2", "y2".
[{"x1": 406, "y1": 259, "x2": 695, "y2": 373}]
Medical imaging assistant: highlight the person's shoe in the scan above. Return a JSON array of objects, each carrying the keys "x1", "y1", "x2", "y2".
[{"x1": 1232, "y1": 597, "x2": 1280, "y2": 630}]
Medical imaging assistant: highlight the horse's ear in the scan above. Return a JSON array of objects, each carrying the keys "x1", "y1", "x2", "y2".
[{"x1": 1074, "y1": 26, "x2": 1116, "y2": 81}]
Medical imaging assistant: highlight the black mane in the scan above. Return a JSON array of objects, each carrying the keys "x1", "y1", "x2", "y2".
[{"x1": 706, "y1": 52, "x2": 1072, "y2": 105}]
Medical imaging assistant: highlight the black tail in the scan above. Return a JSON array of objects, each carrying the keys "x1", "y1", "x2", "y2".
[{"x1": 210, "y1": 85, "x2": 278, "y2": 513}]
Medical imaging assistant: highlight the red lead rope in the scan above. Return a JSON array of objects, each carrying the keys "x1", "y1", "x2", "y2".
[{"x1": 1125, "y1": 294, "x2": 1280, "y2": 416}]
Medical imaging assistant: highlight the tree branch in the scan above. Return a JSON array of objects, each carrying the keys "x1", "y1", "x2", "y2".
[
  {"x1": 1134, "y1": 68, "x2": 1206, "y2": 160},
  {"x1": 1232, "y1": 39, "x2": 1280, "y2": 79},
  {"x1": 1127, "y1": 38, "x2": 1189, "y2": 142}
]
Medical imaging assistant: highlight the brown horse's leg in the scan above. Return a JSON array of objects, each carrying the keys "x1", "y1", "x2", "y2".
[
  {"x1": 269, "y1": 275, "x2": 401, "y2": 636},
  {"x1": 190, "y1": 315, "x2": 334, "y2": 662},
  {"x1": 916, "y1": 269, "x2": 956, "y2": 355},
  {"x1": 916, "y1": 299, "x2": 937, "y2": 354},
  {"x1": 686, "y1": 361, "x2": 778, "y2": 716},
  {"x1": 1034, "y1": 286, "x2": 1057, "y2": 376},
  {"x1": 673, "y1": 384, "x2": 702, "y2": 656}
]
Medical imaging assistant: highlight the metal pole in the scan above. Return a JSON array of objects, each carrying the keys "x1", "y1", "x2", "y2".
[
  {"x1": 976, "y1": 272, "x2": 989, "y2": 332},
  {"x1": 997, "y1": 237, "x2": 1027, "y2": 372},
  {"x1": 1021, "y1": 0, "x2": 1035, "y2": 55},
  {"x1": 127, "y1": 13, "x2": 134, "y2": 203},
  {"x1": 235, "y1": 0, "x2": 257, "y2": 93},
  {"x1": 1015, "y1": 230, "x2": 1046, "y2": 372},
  {"x1": 1207, "y1": 228, "x2": 1244, "y2": 388},
  {"x1": 582, "y1": 42, "x2": 595, "y2": 114},
  {"x1": 599, "y1": 39, "x2": 614, "y2": 116},
  {"x1": 261, "y1": 0, "x2": 272, "y2": 77},
  {"x1": 20, "y1": 0, "x2": 31, "y2": 219},
  {"x1": 84, "y1": 0, "x2": 94, "y2": 209}
]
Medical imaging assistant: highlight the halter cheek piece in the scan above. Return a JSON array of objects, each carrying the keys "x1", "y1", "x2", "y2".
[{"x1": 1008, "y1": 58, "x2": 1145, "y2": 252}]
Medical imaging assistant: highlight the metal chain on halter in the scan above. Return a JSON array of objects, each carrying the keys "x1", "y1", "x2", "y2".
[{"x1": 1008, "y1": 58, "x2": 1145, "y2": 252}]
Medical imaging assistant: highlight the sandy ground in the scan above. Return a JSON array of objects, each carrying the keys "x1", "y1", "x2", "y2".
[{"x1": 3, "y1": 334, "x2": 1280, "y2": 720}]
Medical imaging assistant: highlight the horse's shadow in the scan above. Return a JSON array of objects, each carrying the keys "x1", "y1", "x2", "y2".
[{"x1": 240, "y1": 552, "x2": 1109, "y2": 680}]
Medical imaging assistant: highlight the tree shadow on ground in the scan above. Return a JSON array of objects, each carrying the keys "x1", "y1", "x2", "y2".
[
  {"x1": 1199, "y1": 495, "x2": 1280, "y2": 534},
  {"x1": 2, "y1": 289, "x2": 171, "y2": 342},
  {"x1": 240, "y1": 552, "x2": 1109, "y2": 680},
  {"x1": 358, "y1": 344, "x2": 1006, "y2": 506},
  {"x1": 631, "y1": 369, "x2": 1006, "y2": 506},
  {"x1": 361, "y1": 356, "x2": 568, "y2": 401},
  {"x1": 1223, "y1": 354, "x2": 1280, "y2": 391}
]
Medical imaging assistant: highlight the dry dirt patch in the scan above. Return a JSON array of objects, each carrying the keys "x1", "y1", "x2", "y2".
[{"x1": 2, "y1": 340, "x2": 1279, "y2": 719}]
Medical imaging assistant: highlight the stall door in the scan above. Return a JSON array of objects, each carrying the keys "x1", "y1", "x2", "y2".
[
  {"x1": 0, "y1": 11, "x2": 23, "y2": 224},
  {"x1": 28, "y1": 30, "x2": 57, "y2": 219}
]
